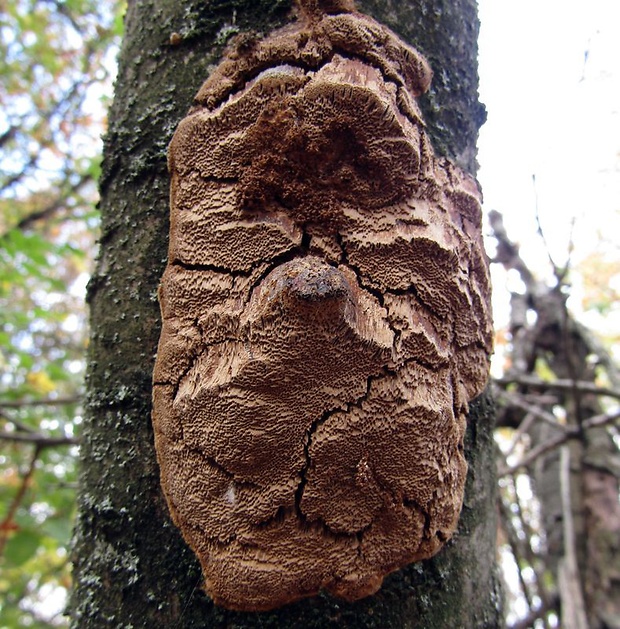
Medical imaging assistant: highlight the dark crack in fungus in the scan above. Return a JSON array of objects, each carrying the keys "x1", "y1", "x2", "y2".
[{"x1": 152, "y1": 0, "x2": 492, "y2": 612}]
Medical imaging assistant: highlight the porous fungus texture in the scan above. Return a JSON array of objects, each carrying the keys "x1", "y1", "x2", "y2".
[{"x1": 152, "y1": 0, "x2": 492, "y2": 612}]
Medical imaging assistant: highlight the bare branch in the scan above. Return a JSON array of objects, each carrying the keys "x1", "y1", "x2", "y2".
[
  {"x1": 11, "y1": 172, "x2": 94, "y2": 233},
  {"x1": 0, "y1": 67, "x2": 99, "y2": 202},
  {"x1": 488, "y1": 209, "x2": 537, "y2": 292},
  {"x1": 0, "y1": 411, "x2": 37, "y2": 434},
  {"x1": 496, "y1": 374, "x2": 620, "y2": 402},
  {"x1": 532, "y1": 174, "x2": 562, "y2": 277},
  {"x1": 495, "y1": 387, "x2": 564, "y2": 430},
  {"x1": 509, "y1": 596, "x2": 560, "y2": 629},
  {"x1": 498, "y1": 491, "x2": 537, "y2": 613},
  {"x1": 498, "y1": 433, "x2": 570, "y2": 477},
  {"x1": 499, "y1": 409, "x2": 620, "y2": 476},
  {"x1": 532, "y1": 174, "x2": 574, "y2": 284},
  {"x1": 0, "y1": 153, "x2": 39, "y2": 194},
  {"x1": 0, "y1": 431, "x2": 80, "y2": 448},
  {"x1": 583, "y1": 408, "x2": 620, "y2": 431},
  {"x1": 0, "y1": 446, "x2": 41, "y2": 558},
  {"x1": 0, "y1": 396, "x2": 82, "y2": 409},
  {"x1": 0, "y1": 125, "x2": 18, "y2": 149},
  {"x1": 503, "y1": 410, "x2": 537, "y2": 458}
]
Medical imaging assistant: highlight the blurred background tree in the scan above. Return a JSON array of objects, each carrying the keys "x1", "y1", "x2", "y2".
[
  {"x1": 0, "y1": 0, "x2": 123, "y2": 625},
  {"x1": 490, "y1": 209, "x2": 620, "y2": 629}
]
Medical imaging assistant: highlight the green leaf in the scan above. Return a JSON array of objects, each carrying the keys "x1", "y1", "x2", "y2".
[
  {"x1": 41, "y1": 517, "x2": 72, "y2": 545},
  {"x1": 0, "y1": 605, "x2": 25, "y2": 627},
  {"x1": 4, "y1": 529, "x2": 42, "y2": 567},
  {"x1": 112, "y1": 3, "x2": 126, "y2": 37}
]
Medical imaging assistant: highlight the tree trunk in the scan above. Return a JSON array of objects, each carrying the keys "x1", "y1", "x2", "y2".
[
  {"x1": 70, "y1": 1, "x2": 501, "y2": 627},
  {"x1": 491, "y1": 211, "x2": 620, "y2": 629}
]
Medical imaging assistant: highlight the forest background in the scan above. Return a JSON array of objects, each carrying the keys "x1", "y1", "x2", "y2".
[{"x1": 0, "y1": 0, "x2": 618, "y2": 627}]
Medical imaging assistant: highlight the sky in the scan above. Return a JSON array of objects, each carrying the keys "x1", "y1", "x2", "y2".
[{"x1": 477, "y1": 0, "x2": 620, "y2": 331}]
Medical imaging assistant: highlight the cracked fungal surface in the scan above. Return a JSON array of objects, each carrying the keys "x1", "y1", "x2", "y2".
[{"x1": 152, "y1": 0, "x2": 492, "y2": 612}]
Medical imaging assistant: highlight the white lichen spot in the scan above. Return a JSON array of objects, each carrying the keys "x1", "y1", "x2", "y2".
[{"x1": 224, "y1": 483, "x2": 236, "y2": 505}]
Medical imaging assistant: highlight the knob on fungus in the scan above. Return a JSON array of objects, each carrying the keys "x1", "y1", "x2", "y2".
[{"x1": 152, "y1": 0, "x2": 492, "y2": 612}]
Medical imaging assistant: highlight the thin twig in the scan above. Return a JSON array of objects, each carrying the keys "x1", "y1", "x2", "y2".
[
  {"x1": 0, "y1": 431, "x2": 79, "y2": 447},
  {"x1": 498, "y1": 409, "x2": 620, "y2": 476},
  {"x1": 0, "y1": 396, "x2": 82, "y2": 409},
  {"x1": 496, "y1": 374, "x2": 620, "y2": 402},
  {"x1": 0, "y1": 411, "x2": 36, "y2": 433},
  {"x1": 496, "y1": 388, "x2": 564, "y2": 431},
  {"x1": 532, "y1": 174, "x2": 562, "y2": 276},
  {"x1": 10, "y1": 173, "x2": 94, "y2": 234},
  {"x1": 0, "y1": 446, "x2": 41, "y2": 558},
  {"x1": 509, "y1": 595, "x2": 560, "y2": 629},
  {"x1": 503, "y1": 410, "x2": 537, "y2": 458},
  {"x1": 488, "y1": 210, "x2": 537, "y2": 292},
  {"x1": 512, "y1": 477, "x2": 553, "y2": 628},
  {"x1": 583, "y1": 407, "x2": 620, "y2": 430},
  {"x1": 498, "y1": 432, "x2": 571, "y2": 478},
  {"x1": 0, "y1": 125, "x2": 18, "y2": 149},
  {"x1": 498, "y1": 488, "x2": 536, "y2": 614}
]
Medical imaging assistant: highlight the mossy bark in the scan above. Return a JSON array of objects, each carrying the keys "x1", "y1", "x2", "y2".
[{"x1": 70, "y1": 1, "x2": 502, "y2": 627}]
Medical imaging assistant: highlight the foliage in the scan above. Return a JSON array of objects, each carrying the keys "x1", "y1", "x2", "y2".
[{"x1": 0, "y1": 0, "x2": 123, "y2": 625}]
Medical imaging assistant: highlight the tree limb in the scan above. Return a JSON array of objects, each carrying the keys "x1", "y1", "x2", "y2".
[
  {"x1": 0, "y1": 431, "x2": 80, "y2": 448},
  {"x1": 0, "y1": 446, "x2": 41, "y2": 558},
  {"x1": 0, "y1": 396, "x2": 82, "y2": 409},
  {"x1": 499, "y1": 409, "x2": 620, "y2": 476},
  {"x1": 496, "y1": 374, "x2": 620, "y2": 402}
]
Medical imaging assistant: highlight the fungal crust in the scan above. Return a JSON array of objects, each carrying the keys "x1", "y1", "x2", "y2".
[{"x1": 152, "y1": 0, "x2": 492, "y2": 612}]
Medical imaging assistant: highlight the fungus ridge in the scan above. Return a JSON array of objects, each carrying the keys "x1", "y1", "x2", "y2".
[{"x1": 152, "y1": 0, "x2": 492, "y2": 612}]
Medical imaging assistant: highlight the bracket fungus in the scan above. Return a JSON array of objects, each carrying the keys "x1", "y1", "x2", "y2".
[{"x1": 152, "y1": 0, "x2": 492, "y2": 612}]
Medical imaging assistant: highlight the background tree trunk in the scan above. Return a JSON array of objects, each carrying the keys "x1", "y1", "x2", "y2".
[
  {"x1": 491, "y1": 211, "x2": 620, "y2": 629},
  {"x1": 70, "y1": 1, "x2": 502, "y2": 627}
]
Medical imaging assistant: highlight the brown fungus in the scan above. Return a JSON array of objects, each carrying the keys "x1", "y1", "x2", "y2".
[{"x1": 152, "y1": 0, "x2": 492, "y2": 612}]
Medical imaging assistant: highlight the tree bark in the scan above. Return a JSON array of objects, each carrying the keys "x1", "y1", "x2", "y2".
[{"x1": 70, "y1": 1, "x2": 501, "y2": 627}]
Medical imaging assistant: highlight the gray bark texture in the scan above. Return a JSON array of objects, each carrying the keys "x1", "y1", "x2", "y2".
[{"x1": 70, "y1": 0, "x2": 502, "y2": 627}]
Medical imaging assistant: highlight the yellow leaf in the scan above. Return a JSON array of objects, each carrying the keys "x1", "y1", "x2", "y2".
[{"x1": 26, "y1": 371, "x2": 56, "y2": 394}]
